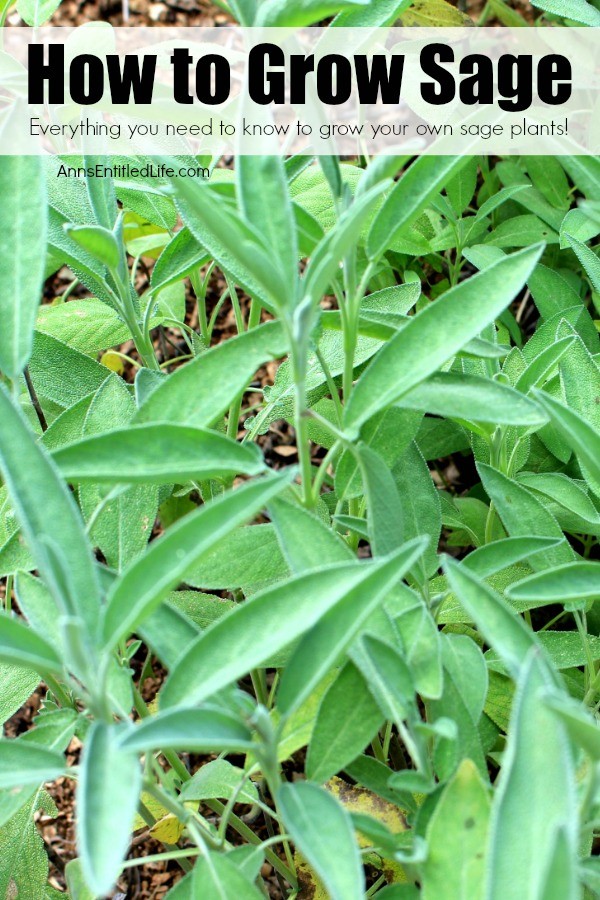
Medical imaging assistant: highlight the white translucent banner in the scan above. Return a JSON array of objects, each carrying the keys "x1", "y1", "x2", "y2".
[{"x1": 0, "y1": 25, "x2": 598, "y2": 156}]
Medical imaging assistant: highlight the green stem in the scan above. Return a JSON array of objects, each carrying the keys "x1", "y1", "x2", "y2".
[
  {"x1": 190, "y1": 267, "x2": 211, "y2": 346},
  {"x1": 342, "y1": 315, "x2": 358, "y2": 404},
  {"x1": 315, "y1": 347, "x2": 344, "y2": 424},
  {"x1": 484, "y1": 501, "x2": 496, "y2": 545},
  {"x1": 251, "y1": 669, "x2": 269, "y2": 706},
  {"x1": 248, "y1": 298, "x2": 262, "y2": 330},
  {"x1": 371, "y1": 734, "x2": 386, "y2": 763},
  {"x1": 4, "y1": 573, "x2": 12, "y2": 613},
  {"x1": 114, "y1": 267, "x2": 160, "y2": 371},
  {"x1": 134, "y1": 689, "x2": 295, "y2": 886},
  {"x1": 227, "y1": 277, "x2": 245, "y2": 333},
  {"x1": 312, "y1": 440, "x2": 342, "y2": 500},
  {"x1": 227, "y1": 395, "x2": 243, "y2": 441},
  {"x1": 45, "y1": 674, "x2": 75, "y2": 710},
  {"x1": 122, "y1": 848, "x2": 201, "y2": 868},
  {"x1": 206, "y1": 798, "x2": 297, "y2": 888},
  {"x1": 137, "y1": 799, "x2": 193, "y2": 874},
  {"x1": 574, "y1": 610, "x2": 597, "y2": 700},
  {"x1": 291, "y1": 346, "x2": 315, "y2": 509}
]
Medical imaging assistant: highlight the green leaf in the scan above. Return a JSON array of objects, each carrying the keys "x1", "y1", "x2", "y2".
[
  {"x1": 478, "y1": 463, "x2": 574, "y2": 571},
  {"x1": 36, "y1": 299, "x2": 132, "y2": 356},
  {"x1": 525, "y1": 157, "x2": 570, "y2": 211},
  {"x1": 238, "y1": 155, "x2": 297, "y2": 310},
  {"x1": 443, "y1": 557, "x2": 545, "y2": 682},
  {"x1": 345, "y1": 246, "x2": 544, "y2": 429},
  {"x1": 516, "y1": 472, "x2": 600, "y2": 536},
  {"x1": 0, "y1": 158, "x2": 47, "y2": 378},
  {"x1": 421, "y1": 759, "x2": 491, "y2": 900},
  {"x1": 269, "y1": 497, "x2": 353, "y2": 572},
  {"x1": 16, "y1": 0, "x2": 61, "y2": 22},
  {"x1": 484, "y1": 215, "x2": 558, "y2": 248},
  {"x1": 332, "y1": 0, "x2": 412, "y2": 25},
  {"x1": 367, "y1": 157, "x2": 470, "y2": 260},
  {"x1": 150, "y1": 227, "x2": 210, "y2": 294},
  {"x1": 487, "y1": 653, "x2": 578, "y2": 900},
  {"x1": 256, "y1": 0, "x2": 367, "y2": 26},
  {"x1": 173, "y1": 180, "x2": 289, "y2": 314},
  {"x1": 392, "y1": 442, "x2": 441, "y2": 582},
  {"x1": 278, "y1": 781, "x2": 364, "y2": 900},
  {"x1": 185, "y1": 523, "x2": 288, "y2": 593},
  {"x1": 530, "y1": 0, "x2": 600, "y2": 25},
  {"x1": 64, "y1": 224, "x2": 121, "y2": 272},
  {"x1": 566, "y1": 234, "x2": 600, "y2": 293},
  {"x1": 76, "y1": 376, "x2": 158, "y2": 571},
  {"x1": 0, "y1": 790, "x2": 58, "y2": 900},
  {"x1": 512, "y1": 336, "x2": 575, "y2": 395},
  {"x1": 0, "y1": 613, "x2": 63, "y2": 675},
  {"x1": 560, "y1": 210, "x2": 599, "y2": 249},
  {"x1": 534, "y1": 390, "x2": 600, "y2": 499},
  {"x1": 476, "y1": 185, "x2": 532, "y2": 220},
  {"x1": 336, "y1": 407, "x2": 422, "y2": 502},
  {"x1": 138, "y1": 602, "x2": 201, "y2": 670},
  {"x1": 162, "y1": 540, "x2": 425, "y2": 711},
  {"x1": 398, "y1": 372, "x2": 547, "y2": 426},
  {"x1": 429, "y1": 635, "x2": 488, "y2": 782},
  {"x1": 352, "y1": 633, "x2": 415, "y2": 726},
  {"x1": 446, "y1": 158, "x2": 478, "y2": 217},
  {"x1": 560, "y1": 157, "x2": 600, "y2": 200},
  {"x1": 52, "y1": 424, "x2": 265, "y2": 484},
  {"x1": 119, "y1": 707, "x2": 255, "y2": 754},
  {"x1": 134, "y1": 321, "x2": 286, "y2": 429},
  {"x1": 102, "y1": 470, "x2": 292, "y2": 647},
  {"x1": 0, "y1": 665, "x2": 39, "y2": 726},
  {"x1": 277, "y1": 538, "x2": 427, "y2": 715},
  {"x1": 28, "y1": 332, "x2": 115, "y2": 409},
  {"x1": 301, "y1": 182, "x2": 389, "y2": 307},
  {"x1": 77, "y1": 722, "x2": 142, "y2": 896},
  {"x1": 0, "y1": 740, "x2": 65, "y2": 789},
  {"x1": 305, "y1": 662, "x2": 384, "y2": 784},
  {"x1": 506, "y1": 562, "x2": 600, "y2": 606},
  {"x1": 395, "y1": 604, "x2": 443, "y2": 700},
  {"x1": 65, "y1": 859, "x2": 96, "y2": 900},
  {"x1": 528, "y1": 264, "x2": 583, "y2": 320},
  {"x1": 544, "y1": 692, "x2": 600, "y2": 761},
  {"x1": 0, "y1": 384, "x2": 101, "y2": 635},
  {"x1": 400, "y1": 0, "x2": 472, "y2": 25},
  {"x1": 179, "y1": 759, "x2": 259, "y2": 805},
  {"x1": 191, "y1": 851, "x2": 264, "y2": 899},
  {"x1": 358, "y1": 444, "x2": 404, "y2": 557},
  {"x1": 462, "y1": 536, "x2": 562, "y2": 579}
]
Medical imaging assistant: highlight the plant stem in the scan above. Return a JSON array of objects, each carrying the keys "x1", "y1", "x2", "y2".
[
  {"x1": 4, "y1": 573, "x2": 12, "y2": 613},
  {"x1": 122, "y1": 848, "x2": 201, "y2": 868},
  {"x1": 290, "y1": 343, "x2": 315, "y2": 508},
  {"x1": 251, "y1": 669, "x2": 269, "y2": 706},
  {"x1": 23, "y1": 367, "x2": 48, "y2": 432},
  {"x1": 45, "y1": 674, "x2": 75, "y2": 710},
  {"x1": 133, "y1": 688, "x2": 295, "y2": 886},
  {"x1": 206, "y1": 797, "x2": 297, "y2": 888}
]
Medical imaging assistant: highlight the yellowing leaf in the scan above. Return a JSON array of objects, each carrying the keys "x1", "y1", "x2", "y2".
[
  {"x1": 100, "y1": 351, "x2": 125, "y2": 374},
  {"x1": 149, "y1": 813, "x2": 185, "y2": 844},
  {"x1": 326, "y1": 777, "x2": 410, "y2": 883},
  {"x1": 326, "y1": 776, "x2": 408, "y2": 839},
  {"x1": 295, "y1": 855, "x2": 329, "y2": 900},
  {"x1": 400, "y1": 0, "x2": 472, "y2": 25},
  {"x1": 132, "y1": 791, "x2": 169, "y2": 832}
]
